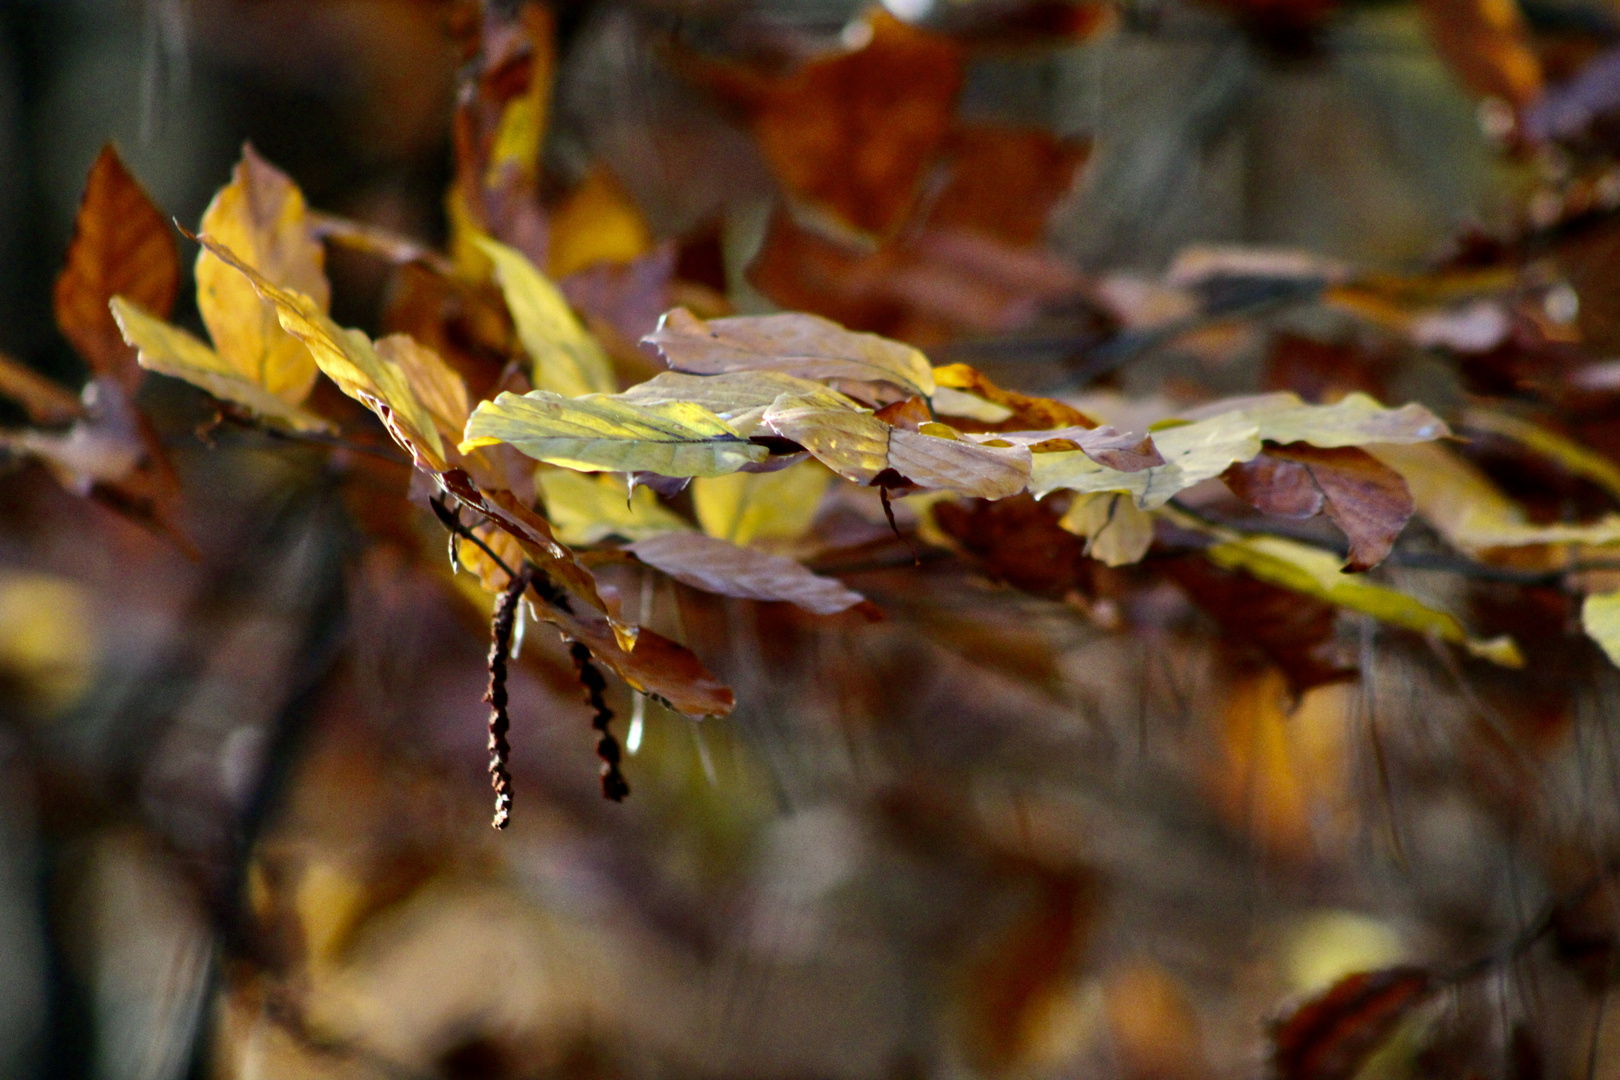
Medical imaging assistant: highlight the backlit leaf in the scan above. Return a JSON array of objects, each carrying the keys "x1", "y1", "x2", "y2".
[
  {"x1": 537, "y1": 469, "x2": 691, "y2": 546},
  {"x1": 628, "y1": 532, "x2": 867, "y2": 615},
  {"x1": 1031, "y1": 410, "x2": 1261, "y2": 505},
  {"x1": 461, "y1": 390, "x2": 768, "y2": 477},
  {"x1": 547, "y1": 167, "x2": 654, "y2": 279},
  {"x1": 932, "y1": 363, "x2": 1094, "y2": 432},
  {"x1": 692, "y1": 463, "x2": 832, "y2": 546},
  {"x1": 617, "y1": 370, "x2": 847, "y2": 436},
  {"x1": 195, "y1": 233, "x2": 445, "y2": 469},
  {"x1": 373, "y1": 334, "x2": 470, "y2": 444},
  {"x1": 110, "y1": 297, "x2": 332, "y2": 433},
  {"x1": 1582, "y1": 590, "x2": 1620, "y2": 669},
  {"x1": 1058, "y1": 492, "x2": 1155, "y2": 566},
  {"x1": 195, "y1": 145, "x2": 328, "y2": 405},
  {"x1": 476, "y1": 235, "x2": 617, "y2": 398},
  {"x1": 53, "y1": 146, "x2": 179, "y2": 392},
  {"x1": 645, "y1": 307, "x2": 936, "y2": 398},
  {"x1": 1199, "y1": 530, "x2": 1523, "y2": 666}
]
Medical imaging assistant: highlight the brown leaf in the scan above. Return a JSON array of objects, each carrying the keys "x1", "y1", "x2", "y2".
[
  {"x1": 874, "y1": 395, "x2": 933, "y2": 430},
  {"x1": 629, "y1": 532, "x2": 868, "y2": 615},
  {"x1": 933, "y1": 493, "x2": 1095, "y2": 599},
  {"x1": 1165, "y1": 556, "x2": 1357, "y2": 697},
  {"x1": 1222, "y1": 443, "x2": 1414, "y2": 572},
  {"x1": 1271, "y1": 967, "x2": 1434, "y2": 1080},
  {"x1": 697, "y1": 10, "x2": 963, "y2": 237},
  {"x1": 53, "y1": 146, "x2": 179, "y2": 392},
  {"x1": 928, "y1": 124, "x2": 1091, "y2": 246}
]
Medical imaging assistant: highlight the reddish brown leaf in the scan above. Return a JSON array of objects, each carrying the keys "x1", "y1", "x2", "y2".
[
  {"x1": 928, "y1": 125, "x2": 1091, "y2": 246},
  {"x1": 53, "y1": 146, "x2": 179, "y2": 392},
  {"x1": 1417, "y1": 0, "x2": 1541, "y2": 108},
  {"x1": 934, "y1": 493, "x2": 1095, "y2": 599},
  {"x1": 628, "y1": 532, "x2": 868, "y2": 616},
  {"x1": 1165, "y1": 556, "x2": 1357, "y2": 697},
  {"x1": 700, "y1": 10, "x2": 964, "y2": 237},
  {"x1": 1222, "y1": 443, "x2": 1414, "y2": 572},
  {"x1": 874, "y1": 395, "x2": 934, "y2": 430},
  {"x1": 1271, "y1": 967, "x2": 1434, "y2": 1080}
]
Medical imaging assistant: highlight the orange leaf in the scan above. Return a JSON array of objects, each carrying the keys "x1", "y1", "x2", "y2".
[{"x1": 53, "y1": 146, "x2": 179, "y2": 392}]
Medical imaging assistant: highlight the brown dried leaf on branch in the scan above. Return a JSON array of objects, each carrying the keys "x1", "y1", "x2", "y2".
[
  {"x1": 53, "y1": 145, "x2": 179, "y2": 393},
  {"x1": 1221, "y1": 443, "x2": 1415, "y2": 571},
  {"x1": 628, "y1": 532, "x2": 869, "y2": 615}
]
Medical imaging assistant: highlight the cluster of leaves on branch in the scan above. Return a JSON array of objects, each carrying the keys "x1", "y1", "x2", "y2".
[{"x1": 21, "y1": 1, "x2": 1620, "y2": 1074}]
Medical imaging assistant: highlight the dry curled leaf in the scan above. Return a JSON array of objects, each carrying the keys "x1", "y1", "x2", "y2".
[
  {"x1": 53, "y1": 146, "x2": 179, "y2": 392},
  {"x1": 1222, "y1": 443, "x2": 1415, "y2": 571},
  {"x1": 1271, "y1": 967, "x2": 1434, "y2": 1080},
  {"x1": 629, "y1": 532, "x2": 867, "y2": 615},
  {"x1": 931, "y1": 364, "x2": 1095, "y2": 433}
]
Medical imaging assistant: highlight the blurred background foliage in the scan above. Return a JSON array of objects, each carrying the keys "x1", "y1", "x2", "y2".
[{"x1": 6, "y1": 2, "x2": 1620, "y2": 1080}]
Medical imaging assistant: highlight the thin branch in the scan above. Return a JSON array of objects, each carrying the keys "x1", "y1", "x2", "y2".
[{"x1": 485, "y1": 564, "x2": 531, "y2": 829}]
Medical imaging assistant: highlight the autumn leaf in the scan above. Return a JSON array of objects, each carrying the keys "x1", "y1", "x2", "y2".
[
  {"x1": 693, "y1": 9, "x2": 964, "y2": 237},
  {"x1": 53, "y1": 145, "x2": 179, "y2": 393},
  {"x1": 761, "y1": 393, "x2": 1031, "y2": 497},
  {"x1": 537, "y1": 469, "x2": 691, "y2": 546},
  {"x1": 195, "y1": 145, "x2": 328, "y2": 405},
  {"x1": 1222, "y1": 444, "x2": 1414, "y2": 571},
  {"x1": 374, "y1": 334, "x2": 470, "y2": 444},
  {"x1": 1271, "y1": 967, "x2": 1434, "y2": 1080},
  {"x1": 1582, "y1": 590, "x2": 1620, "y2": 669},
  {"x1": 1418, "y1": 0, "x2": 1541, "y2": 108},
  {"x1": 617, "y1": 369, "x2": 847, "y2": 435},
  {"x1": 691, "y1": 463, "x2": 831, "y2": 546},
  {"x1": 0, "y1": 353, "x2": 84, "y2": 426},
  {"x1": 932, "y1": 363, "x2": 1095, "y2": 432},
  {"x1": 1031, "y1": 409, "x2": 1261, "y2": 505},
  {"x1": 628, "y1": 532, "x2": 868, "y2": 615},
  {"x1": 1371, "y1": 442, "x2": 1620, "y2": 556},
  {"x1": 546, "y1": 167, "x2": 654, "y2": 280},
  {"x1": 1058, "y1": 492, "x2": 1155, "y2": 567},
  {"x1": 933, "y1": 493, "x2": 1094, "y2": 598},
  {"x1": 476, "y1": 235, "x2": 617, "y2": 398},
  {"x1": 644, "y1": 307, "x2": 936, "y2": 398},
  {"x1": 110, "y1": 298, "x2": 332, "y2": 433},
  {"x1": 195, "y1": 232, "x2": 445, "y2": 469},
  {"x1": 1197, "y1": 530, "x2": 1523, "y2": 666},
  {"x1": 461, "y1": 390, "x2": 769, "y2": 477}
]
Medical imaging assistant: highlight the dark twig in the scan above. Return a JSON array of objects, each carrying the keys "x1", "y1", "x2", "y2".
[
  {"x1": 569, "y1": 640, "x2": 629, "y2": 801},
  {"x1": 485, "y1": 563, "x2": 531, "y2": 829}
]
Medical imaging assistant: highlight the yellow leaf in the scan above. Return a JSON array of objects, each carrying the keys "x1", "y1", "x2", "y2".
[
  {"x1": 110, "y1": 297, "x2": 332, "y2": 432},
  {"x1": 763, "y1": 393, "x2": 1030, "y2": 497},
  {"x1": 645, "y1": 307, "x2": 936, "y2": 397},
  {"x1": 932, "y1": 385, "x2": 1014, "y2": 424},
  {"x1": 1058, "y1": 492, "x2": 1154, "y2": 567},
  {"x1": 618, "y1": 370, "x2": 845, "y2": 435},
  {"x1": 692, "y1": 463, "x2": 832, "y2": 546},
  {"x1": 195, "y1": 146, "x2": 328, "y2": 404},
  {"x1": 1582, "y1": 590, "x2": 1620, "y2": 668},
  {"x1": 1241, "y1": 391, "x2": 1450, "y2": 447},
  {"x1": 1462, "y1": 407, "x2": 1620, "y2": 504},
  {"x1": 461, "y1": 390, "x2": 768, "y2": 477},
  {"x1": 1201, "y1": 531, "x2": 1522, "y2": 667},
  {"x1": 475, "y1": 235, "x2": 616, "y2": 398},
  {"x1": 195, "y1": 233, "x2": 445, "y2": 469},
  {"x1": 1372, "y1": 442, "x2": 1620, "y2": 555},
  {"x1": 547, "y1": 168, "x2": 654, "y2": 279},
  {"x1": 373, "y1": 334, "x2": 469, "y2": 444},
  {"x1": 537, "y1": 469, "x2": 691, "y2": 546}
]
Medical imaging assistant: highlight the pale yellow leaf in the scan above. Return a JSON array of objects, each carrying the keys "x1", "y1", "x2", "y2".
[
  {"x1": 475, "y1": 235, "x2": 616, "y2": 398},
  {"x1": 1031, "y1": 410, "x2": 1261, "y2": 505},
  {"x1": 1582, "y1": 590, "x2": 1620, "y2": 668},
  {"x1": 645, "y1": 307, "x2": 936, "y2": 397},
  {"x1": 537, "y1": 469, "x2": 691, "y2": 546},
  {"x1": 1462, "y1": 407, "x2": 1620, "y2": 503},
  {"x1": 195, "y1": 233, "x2": 445, "y2": 468},
  {"x1": 110, "y1": 297, "x2": 332, "y2": 432},
  {"x1": 932, "y1": 385, "x2": 1014, "y2": 423},
  {"x1": 547, "y1": 168, "x2": 653, "y2": 279},
  {"x1": 618, "y1": 370, "x2": 846, "y2": 436},
  {"x1": 195, "y1": 146, "x2": 327, "y2": 404},
  {"x1": 461, "y1": 390, "x2": 767, "y2": 477},
  {"x1": 692, "y1": 462, "x2": 831, "y2": 546},
  {"x1": 1200, "y1": 530, "x2": 1522, "y2": 667},
  {"x1": 1059, "y1": 492, "x2": 1155, "y2": 566},
  {"x1": 1371, "y1": 442, "x2": 1620, "y2": 555}
]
